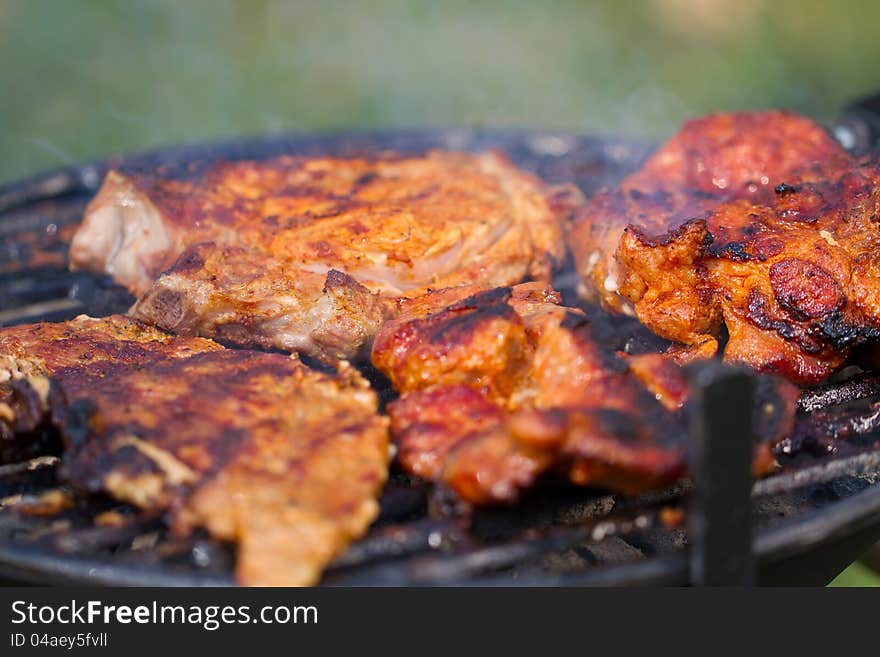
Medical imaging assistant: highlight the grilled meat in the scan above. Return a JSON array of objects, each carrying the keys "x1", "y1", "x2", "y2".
[
  {"x1": 0, "y1": 314, "x2": 221, "y2": 462},
  {"x1": 569, "y1": 110, "x2": 880, "y2": 383},
  {"x1": 373, "y1": 283, "x2": 688, "y2": 504},
  {"x1": 132, "y1": 245, "x2": 390, "y2": 362},
  {"x1": 374, "y1": 283, "x2": 801, "y2": 504},
  {"x1": 621, "y1": 349, "x2": 799, "y2": 474},
  {"x1": 71, "y1": 152, "x2": 567, "y2": 361},
  {"x1": 0, "y1": 318, "x2": 389, "y2": 585},
  {"x1": 61, "y1": 351, "x2": 389, "y2": 586}
]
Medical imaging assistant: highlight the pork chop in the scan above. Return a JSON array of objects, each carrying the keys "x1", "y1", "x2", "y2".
[
  {"x1": 373, "y1": 284, "x2": 688, "y2": 504},
  {"x1": 569, "y1": 111, "x2": 880, "y2": 383},
  {"x1": 0, "y1": 317, "x2": 390, "y2": 585},
  {"x1": 71, "y1": 152, "x2": 568, "y2": 361},
  {"x1": 0, "y1": 314, "x2": 221, "y2": 462},
  {"x1": 373, "y1": 283, "x2": 799, "y2": 504}
]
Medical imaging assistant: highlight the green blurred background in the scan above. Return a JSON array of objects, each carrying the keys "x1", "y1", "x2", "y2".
[
  {"x1": 1, "y1": 0, "x2": 879, "y2": 585},
  {"x1": 4, "y1": 0, "x2": 880, "y2": 184}
]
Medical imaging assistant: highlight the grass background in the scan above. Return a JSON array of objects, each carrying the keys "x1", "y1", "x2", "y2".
[{"x1": 1, "y1": 0, "x2": 878, "y2": 584}]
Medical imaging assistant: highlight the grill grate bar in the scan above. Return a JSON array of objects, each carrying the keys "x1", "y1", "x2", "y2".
[
  {"x1": 52, "y1": 518, "x2": 165, "y2": 553},
  {"x1": 799, "y1": 375, "x2": 880, "y2": 412},
  {"x1": 0, "y1": 456, "x2": 59, "y2": 479},
  {"x1": 328, "y1": 509, "x2": 657, "y2": 585},
  {"x1": 0, "y1": 198, "x2": 88, "y2": 237},
  {"x1": 327, "y1": 519, "x2": 462, "y2": 570},
  {"x1": 0, "y1": 298, "x2": 85, "y2": 326},
  {"x1": 753, "y1": 450, "x2": 880, "y2": 496},
  {"x1": 0, "y1": 170, "x2": 98, "y2": 216}
]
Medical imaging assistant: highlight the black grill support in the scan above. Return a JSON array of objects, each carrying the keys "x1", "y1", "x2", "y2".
[{"x1": 688, "y1": 364, "x2": 756, "y2": 586}]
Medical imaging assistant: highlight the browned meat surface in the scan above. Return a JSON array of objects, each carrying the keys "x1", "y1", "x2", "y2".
[
  {"x1": 373, "y1": 284, "x2": 688, "y2": 504},
  {"x1": 569, "y1": 110, "x2": 880, "y2": 383},
  {"x1": 621, "y1": 351, "x2": 692, "y2": 412},
  {"x1": 621, "y1": 338, "x2": 726, "y2": 412},
  {"x1": 372, "y1": 284, "x2": 532, "y2": 403},
  {"x1": 0, "y1": 314, "x2": 220, "y2": 462},
  {"x1": 375, "y1": 283, "x2": 802, "y2": 504},
  {"x1": 71, "y1": 152, "x2": 567, "y2": 361},
  {"x1": 0, "y1": 318, "x2": 389, "y2": 585}
]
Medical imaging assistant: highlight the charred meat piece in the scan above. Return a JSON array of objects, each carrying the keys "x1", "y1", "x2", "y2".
[
  {"x1": 60, "y1": 351, "x2": 389, "y2": 587},
  {"x1": 0, "y1": 318, "x2": 389, "y2": 586},
  {"x1": 71, "y1": 152, "x2": 567, "y2": 361},
  {"x1": 569, "y1": 110, "x2": 880, "y2": 383},
  {"x1": 373, "y1": 284, "x2": 688, "y2": 505},
  {"x1": 621, "y1": 349, "x2": 800, "y2": 474},
  {"x1": 0, "y1": 314, "x2": 221, "y2": 462},
  {"x1": 372, "y1": 284, "x2": 533, "y2": 403}
]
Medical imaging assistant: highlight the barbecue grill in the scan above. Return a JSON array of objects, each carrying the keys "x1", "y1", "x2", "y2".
[{"x1": 2, "y1": 123, "x2": 880, "y2": 587}]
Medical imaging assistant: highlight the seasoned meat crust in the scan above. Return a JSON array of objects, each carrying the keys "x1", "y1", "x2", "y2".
[
  {"x1": 0, "y1": 318, "x2": 389, "y2": 586},
  {"x1": 372, "y1": 283, "x2": 688, "y2": 504},
  {"x1": 0, "y1": 314, "x2": 221, "y2": 462},
  {"x1": 569, "y1": 110, "x2": 880, "y2": 383},
  {"x1": 71, "y1": 151, "x2": 567, "y2": 361},
  {"x1": 373, "y1": 283, "x2": 800, "y2": 504}
]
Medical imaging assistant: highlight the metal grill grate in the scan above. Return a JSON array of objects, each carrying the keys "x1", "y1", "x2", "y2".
[{"x1": 1, "y1": 129, "x2": 880, "y2": 586}]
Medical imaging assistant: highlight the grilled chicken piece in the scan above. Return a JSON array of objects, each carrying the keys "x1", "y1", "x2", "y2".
[
  {"x1": 71, "y1": 152, "x2": 567, "y2": 361},
  {"x1": 569, "y1": 110, "x2": 880, "y2": 383},
  {"x1": 0, "y1": 318, "x2": 389, "y2": 585},
  {"x1": 373, "y1": 284, "x2": 688, "y2": 504}
]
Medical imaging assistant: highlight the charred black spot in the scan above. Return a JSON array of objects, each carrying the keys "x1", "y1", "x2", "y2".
[
  {"x1": 745, "y1": 287, "x2": 876, "y2": 355},
  {"x1": 353, "y1": 172, "x2": 378, "y2": 188},
  {"x1": 818, "y1": 312, "x2": 880, "y2": 348},
  {"x1": 594, "y1": 408, "x2": 639, "y2": 443},
  {"x1": 424, "y1": 289, "x2": 518, "y2": 343},
  {"x1": 0, "y1": 378, "x2": 64, "y2": 462},
  {"x1": 448, "y1": 287, "x2": 512, "y2": 313},
  {"x1": 775, "y1": 182, "x2": 798, "y2": 195},
  {"x1": 770, "y1": 258, "x2": 843, "y2": 321},
  {"x1": 559, "y1": 310, "x2": 590, "y2": 331},
  {"x1": 746, "y1": 289, "x2": 808, "y2": 345},
  {"x1": 168, "y1": 247, "x2": 205, "y2": 274},
  {"x1": 56, "y1": 398, "x2": 97, "y2": 450},
  {"x1": 711, "y1": 241, "x2": 752, "y2": 262},
  {"x1": 8, "y1": 378, "x2": 47, "y2": 433},
  {"x1": 43, "y1": 378, "x2": 71, "y2": 450}
]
